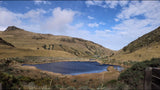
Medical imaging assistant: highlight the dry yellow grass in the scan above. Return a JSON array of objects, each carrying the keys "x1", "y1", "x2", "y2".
[
  {"x1": 0, "y1": 47, "x2": 76, "y2": 59},
  {"x1": 0, "y1": 26, "x2": 113, "y2": 58},
  {"x1": 110, "y1": 26, "x2": 160, "y2": 62},
  {"x1": 111, "y1": 44, "x2": 160, "y2": 61}
]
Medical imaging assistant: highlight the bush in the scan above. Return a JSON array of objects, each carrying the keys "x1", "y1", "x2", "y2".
[
  {"x1": 118, "y1": 58, "x2": 160, "y2": 90},
  {"x1": 0, "y1": 72, "x2": 22, "y2": 89},
  {"x1": 66, "y1": 86, "x2": 76, "y2": 90},
  {"x1": 78, "y1": 86, "x2": 90, "y2": 90},
  {"x1": 105, "y1": 80, "x2": 117, "y2": 86},
  {"x1": 115, "y1": 82, "x2": 126, "y2": 90}
]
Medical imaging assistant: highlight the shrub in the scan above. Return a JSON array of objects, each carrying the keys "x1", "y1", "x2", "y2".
[
  {"x1": 0, "y1": 72, "x2": 22, "y2": 89},
  {"x1": 115, "y1": 82, "x2": 126, "y2": 90},
  {"x1": 66, "y1": 86, "x2": 76, "y2": 90},
  {"x1": 118, "y1": 58, "x2": 160, "y2": 90},
  {"x1": 78, "y1": 86, "x2": 90, "y2": 90},
  {"x1": 105, "y1": 80, "x2": 117, "y2": 86}
]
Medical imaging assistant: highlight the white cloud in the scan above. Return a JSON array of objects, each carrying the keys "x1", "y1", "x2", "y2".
[
  {"x1": 88, "y1": 16, "x2": 94, "y2": 19},
  {"x1": 105, "y1": 0, "x2": 129, "y2": 8},
  {"x1": 86, "y1": 0, "x2": 128, "y2": 8},
  {"x1": 99, "y1": 22, "x2": 106, "y2": 25},
  {"x1": 23, "y1": 9, "x2": 46, "y2": 23},
  {"x1": 0, "y1": 6, "x2": 47, "y2": 32},
  {"x1": 88, "y1": 23, "x2": 99, "y2": 28},
  {"x1": 114, "y1": 1, "x2": 160, "y2": 34},
  {"x1": 88, "y1": 22, "x2": 105, "y2": 28},
  {"x1": 0, "y1": 6, "x2": 79, "y2": 34},
  {"x1": 119, "y1": 1, "x2": 129, "y2": 7},
  {"x1": 114, "y1": 18, "x2": 119, "y2": 22},
  {"x1": 0, "y1": 26, "x2": 6, "y2": 31},
  {"x1": 113, "y1": 19, "x2": 156, "y2": 38},
  {"x1": 117, "y1": 1, "x2": 160, "y2": 20},
  {"x1": 34, "y1": 0, "x2": 51, "y2": 5},
  {"x1": 41, "y1": 7, "x2": 78, "y2": 34},
  {"x1": 85, "y1": 1, "x2": 160, "y2": 50},
  {"x1": 0, "y1": 7, "x2": 22, "y2": 27},
  {"x1": 95, "y1": 29, "x2": 111, "y2": 37},
  {"x1": 75, "y1": 23, "x2": 84, "y2": 28},
  {"x1": 85, "y1": 0, "x2": 104, "y2": 7},
  {"x1": 105, "y1": 1, "x2": 119, "y2": 8},
  {"x1": 110, "y1": 1, "x2": 160, "y2": 49},
  {"x1": 85, "y1": 0, "x2": 95, "y2": 6}
]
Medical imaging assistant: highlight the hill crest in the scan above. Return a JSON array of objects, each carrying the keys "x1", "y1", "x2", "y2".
[
  {"x1": 5, "y1": 26, "x2": 22, "y2": 31},
  {"x1": 111, "y1": 26, "x2": 160, "y2": 61},
  {"x1": 122, "y1": 26, "x2": 160, "y2": 53},
  {"x1": 0, "y1": 26, "x2": 113, "y2": 58}
]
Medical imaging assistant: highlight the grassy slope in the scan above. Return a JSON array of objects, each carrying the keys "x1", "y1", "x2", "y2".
[
  {"x1": 111, "y1": 26, "x2": 160, "y2": 61},
  {"x1": 0, "y1": 26, "x2": 113, "y2": 59},
  {"x1": 0, "y1": 37, "x2": 15, "y2": 48},
  {"x1": 0, "y1": 48, "x2": 76, "y2": 59}
]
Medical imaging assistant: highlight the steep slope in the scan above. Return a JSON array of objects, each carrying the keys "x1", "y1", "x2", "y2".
[
  {"x1": 0, "y1": 26, "x2": 113, "y2": 58},
  {"x1": 111, "y1": 26, "x2": 160, "y2": 61},
  {"x1": 122, "y1": 26, "x2": 160, "y2": 53}
]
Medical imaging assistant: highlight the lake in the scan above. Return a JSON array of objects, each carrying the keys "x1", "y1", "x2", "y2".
[{"x1": 23, "y1": 61, "x2": 123, "y2": 75}]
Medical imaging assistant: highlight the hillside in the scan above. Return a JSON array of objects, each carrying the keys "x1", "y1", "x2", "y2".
[
  {"x1": 0, "y1": 37, "x2": 15, "y2": 48},
  {"x1": 122, "y1": 26, "x2": 160, "y2": 53},
  {"x1": 0, "y1": 26, "x2": 113, "y2": 59},
  {"x1": 111, "y1": 26, "x2": 160, "y2": 61}
]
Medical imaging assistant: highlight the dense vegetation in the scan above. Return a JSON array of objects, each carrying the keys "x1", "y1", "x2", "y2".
[
  {"x1": 0, "y1": 58, "x2": 62, "y2": 89},
  {"x1": 118, "y1": 58, "x2": 160, "y2": 90},
  {"x1": 123, "y1": 26, "x2": 160, "y2": 53}
]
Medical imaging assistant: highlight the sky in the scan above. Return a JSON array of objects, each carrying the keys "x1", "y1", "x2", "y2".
[{"x1": 0, "y1": 0, "x2": 160, "y2": 50}]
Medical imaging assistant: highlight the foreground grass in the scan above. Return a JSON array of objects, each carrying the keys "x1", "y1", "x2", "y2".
[
  {"x1": 99, "y1": 58, "x2": 160, "y2": 90},
  {"x1": 117, "y1": 58, "x2": 160, "y2": 90},
  {"x1": 1, "y1": 57, "x2": 159, "y2": 89}
]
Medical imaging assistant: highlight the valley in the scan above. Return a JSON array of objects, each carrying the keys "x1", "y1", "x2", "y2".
[
  {"x1": 0, "y1": 26, "x2": 160, "y2": 89},
  {"x1": 1, "y1": 1, "x2": 160, "y2": 89}
]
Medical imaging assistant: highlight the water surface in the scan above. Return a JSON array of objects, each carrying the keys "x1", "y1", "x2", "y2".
[{"x1": 23, "y1": 61, "x2": 123, "y2": 75}]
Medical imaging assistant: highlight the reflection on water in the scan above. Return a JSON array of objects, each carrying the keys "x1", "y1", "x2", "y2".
[{"x1": 23, "y1": 61, "x2": 123, "y2": 75}]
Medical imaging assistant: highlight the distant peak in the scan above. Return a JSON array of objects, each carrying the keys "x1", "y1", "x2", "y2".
[{"x1": 5, "y1": 26, "x2": 22, "y2": 31}]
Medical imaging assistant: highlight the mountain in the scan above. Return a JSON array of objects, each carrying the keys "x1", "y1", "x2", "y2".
[
  {"x1": 122, "y1": 26, "x2": 160, "y2": 53},
  {"x1": 111, "y1": 26, "x2": 160, "y2": 61},
  {"x1": 0, "y1": 26, "x2": 113, "y2": 59}
]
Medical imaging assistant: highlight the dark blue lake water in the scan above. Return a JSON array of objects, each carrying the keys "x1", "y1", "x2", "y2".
[{"x1": 23, "y1": 61, "x2": 123, "y2": 75}]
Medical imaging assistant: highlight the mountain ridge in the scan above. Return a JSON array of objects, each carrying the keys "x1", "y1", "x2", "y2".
[
  {"x1": 122, "y1": 26, "x2": 160, "y2": 53},
  {"x1": 111, "y1": 26, "x2": 160, "y2": 61},
  {"x1": 0, "y1": 26, "x2": 113, "y2": 58}
]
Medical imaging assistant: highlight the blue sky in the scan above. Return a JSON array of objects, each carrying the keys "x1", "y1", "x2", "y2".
[{"x1": 0, "y1": 0, "x2": 160, "y2": 50}]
